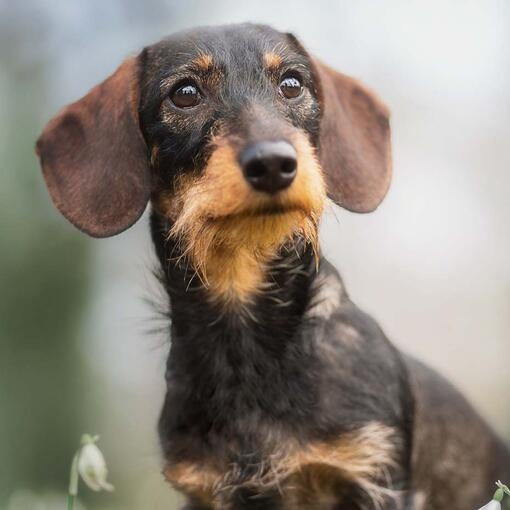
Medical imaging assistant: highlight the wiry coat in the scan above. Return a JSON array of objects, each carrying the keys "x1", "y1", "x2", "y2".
[{"x1": 36, "y1": 23, "x2": 510, "y2": 509}]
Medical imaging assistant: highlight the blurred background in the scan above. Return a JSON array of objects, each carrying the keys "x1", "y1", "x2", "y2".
[{"x1": 1, "y1": 1, "x2": 509, "y2": 508}]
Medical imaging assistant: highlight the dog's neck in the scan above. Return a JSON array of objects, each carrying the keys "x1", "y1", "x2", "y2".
[{"x1": 151, "y1": 211, "x2": 345, "y2": 456}]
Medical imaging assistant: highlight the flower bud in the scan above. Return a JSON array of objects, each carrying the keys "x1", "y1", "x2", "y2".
[
  {"x1": 77, "y1": 438, "x2": 114, "y2": 492},
  {"x1": 478, "y1": 500, "x2": 501, "y2": 510}
]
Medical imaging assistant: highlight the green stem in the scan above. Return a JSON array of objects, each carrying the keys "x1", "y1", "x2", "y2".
[
  {"x1": 67, "y1": 493, "x2": 75, "y2": 510},
  {"x1": 67, "y1": 450, "x2": 80, "y2": 510}
]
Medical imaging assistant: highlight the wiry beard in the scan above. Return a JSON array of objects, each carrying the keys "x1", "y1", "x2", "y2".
[{"x1": 168, "y1": 208, "x2": 321, "y2": 306}]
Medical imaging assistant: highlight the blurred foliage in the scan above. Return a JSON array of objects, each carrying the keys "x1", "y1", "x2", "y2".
[
  {"x1": 0, "y1": 2, "x2": 182, "y2": 507},
  {"x1": 0, "y1": 9, "x2": 91, "y2": 508}
]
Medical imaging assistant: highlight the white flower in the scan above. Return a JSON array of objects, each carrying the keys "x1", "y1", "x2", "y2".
[
  {"x1": 77, "y1": 439, "x2": 114, "y2": 492},
  {"x1": 478, "y1": 500, "x2": 501, "y2": 510}
]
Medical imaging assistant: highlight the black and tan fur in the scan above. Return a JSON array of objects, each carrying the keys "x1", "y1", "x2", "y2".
[{"x1": 36, "y1": 24, "x2": 510, "y2": 509}]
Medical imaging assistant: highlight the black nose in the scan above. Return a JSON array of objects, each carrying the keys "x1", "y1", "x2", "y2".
[{"x1": 240, "y1": 141, "x2": 297, "y2": 194}]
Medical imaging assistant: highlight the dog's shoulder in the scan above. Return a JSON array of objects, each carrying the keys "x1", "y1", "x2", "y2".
[{"x1": 306, "y1": 259, "x2": 412, "y2": 427}]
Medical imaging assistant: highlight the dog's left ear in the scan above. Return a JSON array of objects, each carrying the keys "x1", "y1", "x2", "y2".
[
  {"x1": 36, "y1": 56, "x2": 150, "y2": 237},
  {"x1": 312, "y1": 59, "x2": 392, "y2": 212}
]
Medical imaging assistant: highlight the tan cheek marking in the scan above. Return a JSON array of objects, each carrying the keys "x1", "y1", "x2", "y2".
[
  {"x1": 264, "y1": 52, "x2": 283, "y2": 70},
  {"x1": 161, "y1": 142, "x2": 267, "y2": 303},
  {"x1": 287, "y1": 131, "x2": 327, "y2": 222},
  {"x1": 158, "y1": 142, "x2": 248, "y2": 302}
]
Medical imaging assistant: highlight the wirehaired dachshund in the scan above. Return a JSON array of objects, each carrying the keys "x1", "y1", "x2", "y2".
[{"x1": 36, "y1": 23, "x2": 510, "y2": 510}]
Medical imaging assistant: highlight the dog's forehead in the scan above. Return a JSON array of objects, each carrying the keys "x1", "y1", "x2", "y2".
[{"x1": 145, "y1": 24, "x2": 298, "y2": 71}]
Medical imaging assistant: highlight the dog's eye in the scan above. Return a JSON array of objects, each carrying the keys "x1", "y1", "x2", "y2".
[
  {"x1": 171, "y1": 82, "x2": 201, "y2": 108},
  {"x1": 279, "y1": 75, "x2": 303, "y2": 99}
]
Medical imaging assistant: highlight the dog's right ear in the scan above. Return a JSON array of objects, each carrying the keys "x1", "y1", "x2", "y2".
[{"x1": 36, "y1": 55, "x2": 150, "y2": 238}]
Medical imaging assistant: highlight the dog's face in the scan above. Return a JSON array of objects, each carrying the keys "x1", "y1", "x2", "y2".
[
  {"x1": 36, "y1": 24, "x2": 392, "y2": 303},
  {"x1": 141, "y1": 25, "x2": 328, "y2": 301}
]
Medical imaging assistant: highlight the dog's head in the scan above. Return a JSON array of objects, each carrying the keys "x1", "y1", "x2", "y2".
[{"x1": 37, "y1": 24, "x2": 391, "y2": 302}]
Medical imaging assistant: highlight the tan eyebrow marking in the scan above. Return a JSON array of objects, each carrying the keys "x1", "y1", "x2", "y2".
[
  {"x1": 264, "y1": 52, "x2": 283, "y2": 70},
  {"x1": 192, "y1": 53, "x2": 214, "y2": 71}
]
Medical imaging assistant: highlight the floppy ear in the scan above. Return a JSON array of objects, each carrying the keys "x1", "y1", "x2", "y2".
[
  {"x1": 313, "y1": 60, "x2": 392, "y2": 213},
  {"x1": 36, "y1": 56, "x2": 150, "y2": 237}
]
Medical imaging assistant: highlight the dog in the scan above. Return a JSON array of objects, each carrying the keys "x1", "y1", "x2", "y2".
[{"x1": 36, "y1": 23, "x2": 510, "y2": 510}]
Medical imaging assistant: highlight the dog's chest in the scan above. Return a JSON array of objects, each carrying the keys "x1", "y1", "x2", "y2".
[{"x1": 164, "y1": 422, "x2": 399, "y2": 509}]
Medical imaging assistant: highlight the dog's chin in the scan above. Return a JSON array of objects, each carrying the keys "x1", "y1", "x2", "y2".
[
  {"x1": 210, "y1": 202, "x2": 304, "y2": 221},
  {"x1": 250, "y1": 204, "x2": 298, "y2": 217},
  {"x1": 202, "y1": 203, "x2": 320, "y2": 252}
]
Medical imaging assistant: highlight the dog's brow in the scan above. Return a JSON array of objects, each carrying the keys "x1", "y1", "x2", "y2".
[
  {"x1": 191, "y1": 53, "x2": 214, "y2": 71},
  {"x1": 159, "y1": 55, "x2": 218, "y2": 90},
  {"x1": 263, "y1": 52, "x2": 284, "y2": 70}
]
